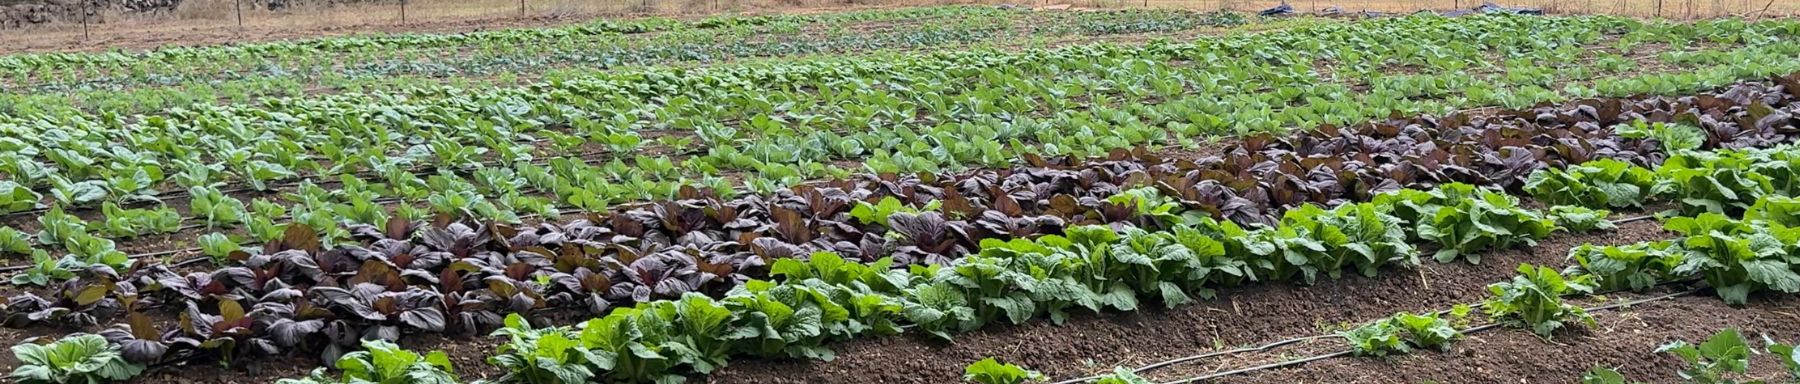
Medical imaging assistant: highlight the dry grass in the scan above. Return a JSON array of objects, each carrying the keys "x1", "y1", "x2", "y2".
[
  {"x1": 1199, "y1": 0, "x2": 1799, "y2": 18},
  {"x1": 0, "y1": 0, "x2": 1794, "y2": 54}
]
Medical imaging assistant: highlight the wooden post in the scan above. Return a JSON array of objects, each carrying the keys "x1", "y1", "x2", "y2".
[
  {"x1": 236, "y1": 0, "x2": 244, "y2": 29},
  {"x1": 519, "y1": 0, "x2": 525, "y2": 15},
  {"x1": 400, "y1": 0, "x2": 406, "y2": 22},
  {"x1": 80, "y1": 0, "x2": 89, "y2": 40}
]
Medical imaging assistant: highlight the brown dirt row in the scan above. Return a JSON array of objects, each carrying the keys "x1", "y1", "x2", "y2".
[
  {"x1": 702, "y1": 214, "x2": 1676, "y2": 383},
  {"x1": 1217, "y1": 293, "x2": 1800, "y2": 384}
]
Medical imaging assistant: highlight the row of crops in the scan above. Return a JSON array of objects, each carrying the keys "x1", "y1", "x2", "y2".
[
  {"x1": 0, "y1": 7, "x2": 1253, "y2": 115},
  {"x1": 7, "y1": 54, "x2": 1800, "y2": 382},
  {"x1": 4, "y1": 14, "x2": 1800, "y2": 284}
]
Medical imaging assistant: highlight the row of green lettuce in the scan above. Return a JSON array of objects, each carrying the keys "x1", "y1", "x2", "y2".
[
  {"x1": 961, "y1": 151, "x2": 1800, "y2": 384},
  {"x1": 0, "y1": 6, "x2": 1017, "y2": 72},
  {"x1": 5, "y1": 8, "x2": 1253, "y2": 113},
  {"x1": 1293, "y1": 205, "x2": 1800, "y2": 384}
]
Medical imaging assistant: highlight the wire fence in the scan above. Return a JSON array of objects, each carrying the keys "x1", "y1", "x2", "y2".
[{"x1": 1, "y1": 0, "x2": 1795, "y2": 52}]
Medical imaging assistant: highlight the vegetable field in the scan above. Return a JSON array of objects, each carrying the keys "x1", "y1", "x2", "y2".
[{"x1": 4, "y1": 5, "x2": 1800, "y2": 384}]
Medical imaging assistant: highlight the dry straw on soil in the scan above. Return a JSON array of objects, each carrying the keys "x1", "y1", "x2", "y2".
[{"x1": 1, "y1": 0, "x2": 1796, "y2": 53}]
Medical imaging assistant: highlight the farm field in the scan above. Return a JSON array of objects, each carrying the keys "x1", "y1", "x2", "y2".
[{"x1": 4, "y1": 5, "x2": 1800, "y2": 384}]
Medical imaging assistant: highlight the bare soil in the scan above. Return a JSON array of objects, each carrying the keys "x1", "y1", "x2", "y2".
[{"x1": 1217, "y1": 293, "x2": 1800, "y2": 384}]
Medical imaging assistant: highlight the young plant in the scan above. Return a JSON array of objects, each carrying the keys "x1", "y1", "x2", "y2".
[
  {"x1": 0, "y1": 181, "x2": 42, "y2": 214},
  {"x1": 189, "y1": 186, "x2": 247, "y2": 228},
  {"x1": 1343, "y1": 311, "x2": 1464, "y2": 357},
  {"x1": 1524, "y1": 159, "x2": 1657, "y2": 209},
  {"x1": 1657, "y1": 328, "x2": 1754, "y2": 384},
  {"x1": 963, "y1": 358, "x2": 1045, "y2": 384},
  {"x1": 94, "y1": 202, "x2": 181, "y2": 238},
  {"x1": 1390, "y1": 312, "x2": 1463, "y2": 351},
  {"x1": 1548, "y1": 206, "x2": 1616, "y2": 233},
  {"x1": 1564, "y1": 241, "x2": 1684, "y2": 292},
  {"x1": 7, "y1": 334, "x2": 145, "y2": 384},
  {"x1": 1093, "y1": 368, "x2": 1153, "y2": 384},
  {"x1": 1343, "y1": 320, "x2": 1408, "y2": 357},
  {"x1": 0, "y1": 226, "x2": 30, "y2": 255},
  {"x1": 11, "y1": 250, "x2": 80, "y2": 286},
  {"x1": 276, "y1": 340, "x2": 458, "y2": 384},
  {"x1": 1666, "y1": 214, "x2": 1800, "y2": 305},
  {"x1": 1418, "y1": 190, "x2": 1555, "y2": 264},
  {"x1": 1580, "y1": 367, "x2": 1638, "y2": 384},
  {"x1": 1482, "y1": 264, "x2": 1595, "y2": 338},
  {"x1": 487, "y1": 315, "x2": 596, "y2": 384}
]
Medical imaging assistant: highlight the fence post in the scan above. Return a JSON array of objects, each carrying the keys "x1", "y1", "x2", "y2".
[{"x1": 80, "y1": 0, "x2": 89, "y2": 40}]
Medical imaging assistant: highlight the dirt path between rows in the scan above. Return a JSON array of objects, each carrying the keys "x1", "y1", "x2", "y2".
[
  {"x1": 1220, "y1": 294, "x2": 1800, "y2": 384},
  {"x1": 706, "y1": 215, "x2": 1674, "y2": 383}
]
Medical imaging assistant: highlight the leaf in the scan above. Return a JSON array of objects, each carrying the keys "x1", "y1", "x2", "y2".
[{"x1": 1744, "y1": 259, "x2": 1800, "y2": 293}]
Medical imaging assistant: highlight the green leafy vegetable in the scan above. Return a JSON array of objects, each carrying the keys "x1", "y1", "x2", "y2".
[
  {"x1": 1482, "y1": 264, "x2": 1595, "y2": 338},
  {"x1": 963, "y1": 358, "x2": 1045, "y2": 384},
  {"x1": 7, "y1": 334, "x2": 145, "y2": 384}
]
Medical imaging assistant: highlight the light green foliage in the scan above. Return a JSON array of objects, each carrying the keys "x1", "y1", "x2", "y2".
[
  {"x1": 962, "y1": 358, "x2": 1044, "y2": 384},
  {"x1": 1656, "y1": 151, "x2": 1777, "y2": 216},
  {"x1": 1658, "y1": 328, "x2": 1755, "y2": 384},
  {"x1": 1548, "y1": 206, "x2": 1617, "y2": 233},
  {"x1": 1343, "y1": 320, "x2": 1408, "y2": 357},
  {"x1": 0, "y1": 181, "x2": 43, "y2": 214},
  {"x1": 1746, "y1": 195, "x2": 1800, "y2": 227},
  {"x1": 7, "y1": 334, "x2": 145, "y2": 384},
  {"x1": 1343, "y1": 311, "x2": 1464, "y2": 357},
  {"x1": 1410, "y1": 185, "x2": 1556, "y2": 264},
  {"x1": 94, "y1": 202, "x2": 182, "y2": 238},
  {"x1": 1483, "y1": 264, "x2": 1595, "y2": 338},
  {"x1": 1580, "y1": 367, "x2": 1637, "y2": 384},
  {"x1": 276, "y1": 340, "x2": 458, "y2": 384},
  {"x1": 1665, "y1": 214, "x2": 1800, "y2": 305},
  {"x1": 849, "y1": 196, "x2": 941, "y2": 226},
  {"x1": 11, "y1": 250, "x2": 79, "y2": 286},
  {"x1": 189, "y1": 186, "x2": 247, "y2": 228},
  {"x1": 1564, "y1": 241, "x2": 1685, "y2": 292},
  {"x1": 1585, "y1": 329, "x2": 1798, "y2": 384},
  {"x1": 1525, "y1": 159, "x2": 1657, "y2": 208},
  {"x1": 1615, "y1": 120, "x2": 1704, "y2": 154},
  {"x1": 0, "y1": 226, "x2": 31, "y2": 255},
  {"x1": 1093, "y1": 368, "x2": 1153, "y2": 384}
]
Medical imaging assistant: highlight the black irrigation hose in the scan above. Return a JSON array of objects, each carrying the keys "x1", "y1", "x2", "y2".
[{"x1": 1157, "y1": 289, "x2": 1702, "y2": 384}]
